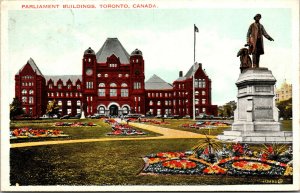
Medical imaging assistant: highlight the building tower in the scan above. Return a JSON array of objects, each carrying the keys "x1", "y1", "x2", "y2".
[
  {"x1": 82, "y1": 47, "x2": 97, "y2": 115},
  {"x1": 130, "y1": 49, "x2": 145, "y2": 114}
]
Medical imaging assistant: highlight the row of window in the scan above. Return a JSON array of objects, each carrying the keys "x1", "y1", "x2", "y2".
[
  {"x1": 22, "y1": 75, "x2": 33, "y2": 79},
  {"x1": 48, "y1": 92, "x2": 82, "y2": 98},
  {"x1": 148, "y1": 99, "x2": 207, "y2": 106},
  {"x1": 86, "y1": 82, "x2": 140, "y2": 90},
  {"x1": 21, "y1": 82, "x2": 34, "y2": 86},
  {"x1": 149, "y1": 107, "x2": 206, "y2": 115},
  {"x1": 195, "y1": 79, "x2": 206, "y2": 88},
  {"x1": 22, "y1": 89, "x2": 34, "y2": 95},
  {"x1": 48, "y1": 83, "x2": 81, "y2": 90},
  {"x1": 49, "y1": 100, "x2": 81, "y2": 106},
  {"x1": 97, "y1": 73, "x2": 129, "y2": 78},
  {"x1": 22, "y1": 96, "x2": 34, "y2": 104},
  {"x1": 147, "y1": 91, "x2": 206, "y2": 98}
]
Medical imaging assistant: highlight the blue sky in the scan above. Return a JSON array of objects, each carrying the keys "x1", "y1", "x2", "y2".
[{"x1": 4, "y1": 1, "x2": 298, "y2": 105}]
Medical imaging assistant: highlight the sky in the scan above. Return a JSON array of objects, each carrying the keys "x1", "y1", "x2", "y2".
[{"x1": 3, "y1": 0, "x2": 299, "y2": 106}]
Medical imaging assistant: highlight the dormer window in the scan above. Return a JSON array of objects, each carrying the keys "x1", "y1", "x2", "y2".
[
  {"x1": 67, "y1": 84, "x2": 71, "y2": 89},
  {"x1": 49, "y1": 84, "x2": 53, "y2": 89},
  {"x1": 109, "y1": 64, "x2": 117, "y2": 68},
  {"x1": 77, "y1": 84, "x2": 81, "y2": 89},
  {"x1": 88, "y1": 58, "x2": 91, "y2": 62},
  {"x1": 58, "y1": 84, "x2": 62, "y2": 89}
]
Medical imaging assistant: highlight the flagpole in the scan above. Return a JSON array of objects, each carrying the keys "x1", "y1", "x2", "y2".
[{"x1": 193, "y1": 24, "x2": 196, "y2": 121}]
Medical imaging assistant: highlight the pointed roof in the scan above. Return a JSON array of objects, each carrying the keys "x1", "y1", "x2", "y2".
[
  {"x1": 96, "y1": 38, "x2": 130, "y2": 64},
  {"x1": 145, "y1": 74, "x2": 173, "y2": 90},
  {"x1": 16, "y1": 58, "x2": 44, "y2": 77},
  {"x1": 184, "y1": 63, "x2": 201, "y2": 78},
  {"x1": 44, "y1": 75, "x2": 82, "y2": 86}
]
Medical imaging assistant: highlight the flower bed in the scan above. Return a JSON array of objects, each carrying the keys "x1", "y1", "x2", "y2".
[
  {"x1": 141, "y1": 144, "x2": 293, "y2": 177},
  {"x1": 181, "y1": 121, "x2": 231, "y2": 129},
  {"x1": 105, "y1": 120, "x2": 146, "y2": 136},
  {"x1": 136, "y1": 119, "x2": 170, "y2": 125},
  {"x1": 10, "y1": 128, "x2": 68, "y2": 139},
  {"x1": 54, "y1": 122, "x2": 96, "y2": 127}
]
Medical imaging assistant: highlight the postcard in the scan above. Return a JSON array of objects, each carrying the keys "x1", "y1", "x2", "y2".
[{"x1": 1, "y1": 0, "x2": 299, "y2": 191}]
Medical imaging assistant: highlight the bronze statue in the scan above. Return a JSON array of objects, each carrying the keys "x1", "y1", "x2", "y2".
[
  {"x1": 237, "y1": 46, "x2": 252, "y2": 73},
  {"x1": 246, "y1": 14, "x2": 274, "y2": 67}
]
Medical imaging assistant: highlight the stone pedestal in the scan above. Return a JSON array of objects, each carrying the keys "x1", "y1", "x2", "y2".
[{"x1": 218, "y1": 68, "x2": 292, "y2": 143}]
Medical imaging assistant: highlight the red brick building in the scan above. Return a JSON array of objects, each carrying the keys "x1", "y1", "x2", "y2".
[{"x1": 14, "y1": 38, "x2": 217, "y2": 118}]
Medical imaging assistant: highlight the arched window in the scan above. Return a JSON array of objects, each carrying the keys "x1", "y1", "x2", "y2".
[
  {"x1": 122, "y1": 106, "x2": 129, "y2": 114},
  {"x1": 67, "y1": 84, "x2": 72, "y2": 89},
  {"x1": 99, "y1": 106, "x2": 105, "y2": 114},
  {"x1": 149, "y1": 100, "x2": 153, "y2": 105},
  {"x1": 29, "y1": 90, "x2": 34, "y2": 94},
  {"x1": 22, "y1": 89, "x2": 27, "y2": 95},
  {"x1": 110, "y1": 83, "x2": 117, "y2": 97},
  {"x1": 98, "y1": 83, "x2": 105, "y2": 96},
  {"x1": 121, "y1": 83, "x2": 128, "y2": 97}
]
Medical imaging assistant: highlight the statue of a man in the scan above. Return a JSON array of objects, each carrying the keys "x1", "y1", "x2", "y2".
[{"x1": 247, "y1": 14, "x2": 274, "y2": 67}]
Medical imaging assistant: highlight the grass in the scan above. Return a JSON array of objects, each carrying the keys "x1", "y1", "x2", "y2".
[
  {"x1": 141, "y1": 118, "x2": 233, "y2": 136},
  {"x1": 10, "y1": 139, "x2": 292, "y2": 186},
  {"x1": 10, "y1": 119, "x2": 161, "y2": 143},
  {"x1": 141, "y1": 118, "x2": 293, "y2": 135}
]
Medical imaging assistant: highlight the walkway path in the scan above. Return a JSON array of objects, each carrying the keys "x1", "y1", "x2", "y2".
[{"x1": 11, "y1": 120, "x2": 211, "y2": 148}]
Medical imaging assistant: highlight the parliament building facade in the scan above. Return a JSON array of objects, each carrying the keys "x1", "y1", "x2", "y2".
[{"x1": 15, "y1": 38, "x2": 218, "y2": 118}]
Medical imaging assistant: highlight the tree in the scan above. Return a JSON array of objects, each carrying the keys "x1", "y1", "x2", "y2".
[
  {"x1": 10, "y1": 97, "x2": 24, "y2": 120},
  {"x1": 46, "y1": 99, "x2": 59, "y2": 117},
  {"x1": 218, "y1": 100, "x2": 236, "y2": 117},
  {"x1": 277, "y1": 98, "x2": 292, "y2": 120}
]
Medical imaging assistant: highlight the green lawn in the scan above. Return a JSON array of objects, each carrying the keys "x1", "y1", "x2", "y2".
[
  {"x1": 10, "y1": 139, "x2": 292, "y2": 186},
  {"x1": 140, "y1": 119, "x2": 292, "y2": 135},
  {"x1": 10, "y1": 119, "x2": 161, "y2": 143}
]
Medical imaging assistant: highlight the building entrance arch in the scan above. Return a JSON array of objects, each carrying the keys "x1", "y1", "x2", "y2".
[{"x1": 109, "y1": 105, "x2": 118, "y2": 116}]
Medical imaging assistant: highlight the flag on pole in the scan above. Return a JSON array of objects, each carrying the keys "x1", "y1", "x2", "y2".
[{"x1": 194, "y1": 24, "x2": 199, "y2": 33}]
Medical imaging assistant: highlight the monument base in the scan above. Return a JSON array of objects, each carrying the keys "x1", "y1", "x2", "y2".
[
  {"x1": 80, "y1": 111, "x2": 86, "y2": 119},
  {"x1": 218, "y1": 67, "x2": 292, "y2": 143}
]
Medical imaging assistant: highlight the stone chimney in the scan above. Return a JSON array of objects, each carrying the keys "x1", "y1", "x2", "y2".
[{"x1": 179, "y1": 71, "x2": 183, "y2": 77}]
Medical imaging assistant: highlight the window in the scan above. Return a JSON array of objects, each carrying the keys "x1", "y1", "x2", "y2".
[
  {"x1": 67, "y1": 100, "x2": 71, "y2": 106},
  {"x1": 28, "y1": 97, "x2": 33, "y2": 104},
  {"x1": 195, "y1": 99, "x2": 199, "y2": 105},
  {"x1": 138, "y1": 97, "x2": 141, "y2": 101},
  {"x1": 122, "y1": 106, "x2": 129, "y2": 114},
  {"x1": 67, "y1": 109, "x2": 71, "y2": 115},
  {"x1": 125, "y1": 74, "x2": 129, "y2": 77},
  {"x1": 56, "y1": 92, "x2": 59, "y2": 97},
  {"x1": 118, "y1": 74, "x2": 122, "y2": 78},
  {"x1": 134, "y1": 82, "x2": 141, "y2": 89},
  {"x1": 49, "y1": 84, "x2": 53, "y2": 89},
  {"x1": 165, "y1": 101, "x2": 168, "y2": 105},
  {"x1": 121, "y1": 83, "x2": 128, "y2": 97},
  {"x1": 77, "y1": 100, "x2": 81, "y2": 106},
  {"x1": 99, "y1": 106, "x2": 105, "y2": 114},
  {"x1": 157, "y1": 109, "x2": 161, "y2": 115},
  {"x1": 195, "y1": 91, "x2": 199, "y2": 96},
  {"x1": 148, "y1": 93, "x2": 151, "y2": 97},
  {"x1": 77, "y1": 109, "x2": 81, "y2": 114},
  {"x1": 77, "y1": 84, "x2": 80, "y2": 90},
  {"x1": 86, "y1": 82, "x2": 93, "y2": 89},
  {"x1": 98, "y1": 89, "x2": 105, "y2": 97},
  {"x1": 58, "y1": 84, "x2": 62, "y2": 89},
  {"x1": 157, "y1": 101, "x2": 161, "y2": 106},
  {"x1": 202, "y1": 99, "x2": 206, "y2": 104},
  {"x1": 58, "y1": 100, "x2": 62, "y2": 106},
  {"x1": 149, "y1": 100, "x2": 153, "y2": 105},
  {"x1": 22, "y1": 96, "x2": 27, "y2": 103},
  {"x1": 110, "y1": 83, "x2": 117, "y2": 97},
  {"x1": 97, "y1": 73, "x2": 101, "y2": 77},
  {"x1": 51, "y1": 93, "x2": 54, "y2": 97},
  {"x1": 22, "y1": 89, "x2": 27, "y2": 95},
  {"x1": 202, "y1": 91, "x2": 206, "y2": 95},
  {"x1": 104, "y1": 74, "x2": 108, "y2": 77},
  {"x1": 202, "y1": 108, "x2": 206, "y2": 113}
]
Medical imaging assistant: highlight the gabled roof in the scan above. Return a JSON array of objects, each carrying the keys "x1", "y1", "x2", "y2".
[
  {"x1": 96, "y1": 38, "x2": 130, "y2": 64},
  {"x1": 16, "y1": 58, "x2": 44, "y2": 77},
  {"x1": 145, "y1": 74, "x2": 173, "y2": 90},
  {"x1": 184, "y1": 63, "x2": 201, "y2": 78},
  {"x1": 44, "y1": 75, "x2": 82, "y2": 86}
]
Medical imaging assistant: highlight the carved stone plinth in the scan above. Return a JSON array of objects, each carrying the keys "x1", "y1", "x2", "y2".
[{"x1": 218, "y1": 68, "x2": 292, "y2": 143}]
